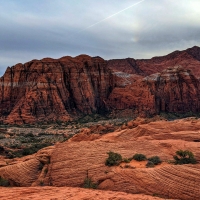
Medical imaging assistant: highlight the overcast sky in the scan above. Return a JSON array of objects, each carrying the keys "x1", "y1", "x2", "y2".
[{"x1": 0, "y1": 0, "x2": 200, "y2": 76}]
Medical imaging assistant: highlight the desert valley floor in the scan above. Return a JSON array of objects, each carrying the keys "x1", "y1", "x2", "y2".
[{"x1": 0, "y1": 117, "x2": 200, "y2": 199}]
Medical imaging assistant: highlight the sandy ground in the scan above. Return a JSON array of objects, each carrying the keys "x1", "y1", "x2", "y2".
[{"x1": 0, "y1": 186, "x2": 167, "y2": 200}]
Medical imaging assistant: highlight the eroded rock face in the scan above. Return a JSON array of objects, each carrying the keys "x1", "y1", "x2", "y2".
[
  {"x1": 1, "y1": 46, "x2": 200, "y2": 124},
  {"x1": 108, "y1": 46, "x2": 200, "y2": 77},
  {"x1": 108, "y1": 66, "x2": 200, "y2": 116},
  {"x1": 0, "y1": 55, "x2": 114, "y2": 124}
]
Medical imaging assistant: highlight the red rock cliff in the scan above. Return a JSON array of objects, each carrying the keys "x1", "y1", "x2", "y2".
[
  {"x1": 1, "y1": 46, "x2": 200, "y2": 124},
  {"x1": 0, "y1": 55, "x2": 114, "y2": 124},
  {"x1": 108, "y1": 46, "x2": 200, "y2": 77},
  {"x1": 108, "y1": 66, "x2": 200, "y2": 116}
]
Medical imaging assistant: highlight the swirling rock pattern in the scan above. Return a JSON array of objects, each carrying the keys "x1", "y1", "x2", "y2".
[
  {"x1": 46, "y1": 119, "x2": 200, "y2": 200},
  {"x1": 0, "y1": 119, "x2": 200, "y2": 199}
]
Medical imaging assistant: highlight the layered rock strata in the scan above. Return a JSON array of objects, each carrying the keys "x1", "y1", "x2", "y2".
[
  {"x1": 0, "y1": 55, "x2": 114, "y2": 124},
  {"x1": 1, "y1": 46, "x2": 200, "y2": 124},
  {"x1": 108, "y1": 66, "x2": 200, "y2": 116}
]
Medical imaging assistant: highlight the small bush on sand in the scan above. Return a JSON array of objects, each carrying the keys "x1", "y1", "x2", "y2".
[
  {"x1": 148, "y1": 156, "x2": 162, "y2": 165},
  {"x1": 123, "y1": 158, "x2": 131, "y2": 163},
  {"x1": 83, "y1": 177, "x2": 98, "y2": 189},
  {"x1": 146, "y1": 161, "x2": 155, "y2": 168},
  {"x1": 173, "y1": 150, "x2": 197, "y2": 165},
  {"x1": 105, "y1": 151, "x2": 122, "y2": 166},
  {"x1": 0, "y1": 176, "x2": 10, "y2": 187},
  {"x1": 133, "y1": 153, "x2": 147, "y2": 161}
]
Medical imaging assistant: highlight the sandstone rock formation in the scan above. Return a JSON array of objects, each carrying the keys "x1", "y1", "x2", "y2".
[
  {"x1": 0, "y1": 146, "x2": 54, "y2": 186},
  {"x1": 108, "y1": 46, "x2": 200, "y2": 77},
  {"x1": 0, "y1": 55, "x2": 114, "y2": 124},
  {"x1": 0, "y1": 118, "x2": 200, "y2": 199},
  {"x1": 108, "y1": 66, "x2": 200, "y2": 116},
  {"x1": 1, "y1": 46, "x2": 200, "y2": 124}
]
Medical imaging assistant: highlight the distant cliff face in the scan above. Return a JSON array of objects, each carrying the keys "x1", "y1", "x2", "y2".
[
  {"x1": 1, "y1": 46, "x2": 200, "y2": 124},
  {"x1": 0, "y1": 55, "x2": 114, "y2": 124},
  {"x1": 108, "y1": 46, "x2": 200, "y2": 77},
  {"x1": 108, "y1": 66, "x2": 200, "y2": 116}
]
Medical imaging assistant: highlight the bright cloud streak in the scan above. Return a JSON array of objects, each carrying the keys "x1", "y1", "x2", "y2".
[
  {"x1": 0, "y1": 0, "x2": 200, "y2": 76},
  {"x1": 80, "y1": 0, "x2": 146, "y2": 32}
]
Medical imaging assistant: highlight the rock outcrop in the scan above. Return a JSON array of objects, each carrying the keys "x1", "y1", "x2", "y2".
[
  {"x1": 108, "y1": 66, "x2": 200, "y2": 116},
  {"x1": 1, "y1": 118, "x2": 200, "y2": 199},
  {"x1": 0, "y1": 55, "x2": 114, "y2": 124},
  {"x1": 108, "y1": 46, "x2": 200, "y2": 77},
  {"x1": 1, "y1": 46, "x2": 200, "y2": 124}
]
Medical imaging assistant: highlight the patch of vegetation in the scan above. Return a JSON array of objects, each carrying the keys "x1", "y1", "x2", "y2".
[
  {"x1": 6, "y1": 143, "x2": 52, "y2": 158},
  {"x1": 173, "y1": 150, "x2": 197, "y2": 165},
  {"x1": 0, "y1": 176, "x2": 10, "y2": 187},
  {"x1": 124, "y1": 164, "x2": 135, "y2": 169},
  {"x1": 146, "y1": 161, "x2": 155, "y2": 168},
  {"x1": 83, "y1": 171, "x2": 98, "y2": 189},
  {"x1": 105, "y1": 151, "x2": 122, "y2": 166},
  {"x1": 159, "y1": 111, "x2": 200, "y2": 121},
  {"x1": 122, "y1": 158, "x2": 131, "y2": 163},
  {"x1": 24, "y1": 132, "x2": 34, "y2": 137},
  {"x1": 133, "y1": 153, "x2": 147, "y2": 161},
  {"x1": 148, "y1": 156, "x2": 162, "y2": 165},
  {"x1": 9, "y1": 143, "x2": 21, "y2": 149},
  {"x1": 21, "y1": 143, "x2": 51, "y2": 156},
  {"x1": 40, "y1": 180, "x2": 44, "y2": 186},
  {"x1": 0, "y1": 134, "x2": 5, "y2": 139},
  {"x1": 6, "y1": 151, "x2": 15, "y2": 159},
  {"x1": 77, "y1": 114, "x2": 108, "y2": 124},
  {"x1": 83, "y1": 177, "x2": 98, "y2": 189},
  {"x1": 0, "y1": 145, "x2": 4, "y2": 153}
]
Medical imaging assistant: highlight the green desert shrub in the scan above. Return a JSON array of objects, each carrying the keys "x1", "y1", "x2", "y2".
[
  {"x1": 6, "y1": 151, "x2": 15, "y2": 159},
  {"x1": 123, "y1": 158, "x2": 131, "y2": 163},
  {"x1": 83, "y1": 177, "x2": 97, "y2": 189},
  {"x1": 0, "y1": 135, "x2": 5, "y2": 139},
  {"x1": 148, "y1": 156, "x2": 162, "y2": 165},
  {"x1": 0, "y1": 146, "x2": 4, "y2": 152},
  {"x1": 133, "y1": 153, "x2": 147, "y2": 161},
  {"x1": 25, "y1": 132, "x2": 34, "y2": 137},
  {"x1": 0, "y1": 176, "x2": 10, "y2": 187},
  {"x1": 105, "y1": 151, "x2": 122, "y2": 166},
  {"x1": 39, "y1": 180, "x2": 44, "y2": 186},
  {"x1": 173, "y1": 150, "x2": 197, "y2": 165},
  {"x1": 146, "y1": 161, "x2": 155, "y2": 168}
]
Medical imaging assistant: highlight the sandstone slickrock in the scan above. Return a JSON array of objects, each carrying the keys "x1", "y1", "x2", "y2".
[
  {"x1": 1, "y1": 118, "x2": 200, "y2": 199},
  {"x1": 0, "y1": 146, "x2": 54, "y2": 186},
  {"x1": 1, "y1": 46, "x2": 200, "y2": 124}
]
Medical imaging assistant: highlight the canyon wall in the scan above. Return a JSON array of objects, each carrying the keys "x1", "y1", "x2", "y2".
[
  {"x1": 0, "y1": 55, "x2": 114, "y2": 124},
  {"x1": 1, "y1": 46, "x2": 200, "y2": 124}
]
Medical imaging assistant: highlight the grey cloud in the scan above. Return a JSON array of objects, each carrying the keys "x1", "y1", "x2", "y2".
[{"x1": 0, "y1": 0, "x2": 200, "y2": 76}]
